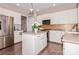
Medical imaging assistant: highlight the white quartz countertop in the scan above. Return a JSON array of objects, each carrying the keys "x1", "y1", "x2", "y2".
[
  {"x1": 22, "y1": 31, "x2": 47, "y2": 35},
  {"x1": 62, "y1": 33, "x2": 79, "y2": 44}
]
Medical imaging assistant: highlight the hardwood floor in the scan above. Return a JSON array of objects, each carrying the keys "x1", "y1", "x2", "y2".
[
  {"x1": 0, "y1": 42, "x2": 63, "y2": 55},
  {"x1": 0, "y1": 43, "x2": 22, "y2": 55},
  {"x1": 39, "y1": 42, "x2": 63, "y2": 55}
]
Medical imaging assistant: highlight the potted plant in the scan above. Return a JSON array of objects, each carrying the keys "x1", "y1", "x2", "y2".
[{"x1": 32, "y1": 23, "x2": 39, "y2": 33}]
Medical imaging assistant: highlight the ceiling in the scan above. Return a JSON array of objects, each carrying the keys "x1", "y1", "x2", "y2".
[{"x1": 0, "y1": 3, "x2": 76, "y2": 16}]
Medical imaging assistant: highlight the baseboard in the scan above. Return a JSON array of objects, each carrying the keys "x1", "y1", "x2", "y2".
[
  {"x1": 49, "y1": 41, "x2": 63, "y2": 45},
  {"x1": 14, "y1": 41, "x2": 22, "y2": 45}
]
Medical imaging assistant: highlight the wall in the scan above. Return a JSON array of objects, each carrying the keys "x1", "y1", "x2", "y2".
[
  {"x1": 37, "y1": 8, "x2": 78, "y2": 24},
  {"x1": 27, "y1": 16, "x2": 35, "y2": 31},
  {"x1": 27, "y1": 8, "x2": 78, "y2": 31},
  {"x1": 0, "y1": 7, "x2": 21, "y2": 24}
]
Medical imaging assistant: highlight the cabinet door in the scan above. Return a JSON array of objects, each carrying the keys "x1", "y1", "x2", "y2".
[
  {"x1": 42, "y1": 32, "x2": 47, "y2": 48},
  {"x1": 52, "y1": 9, "x2": 77, "y2": 24},
  {"x1": 14, "y1": 31, "x2": 22, "y2": 43},
  {"x1": 34, "y1": 35, "x2": 43, "y2": 54},
  {"x1": 63, "y1": 42, "x2": 79, "y2": 55},
  {"x1": 49, "y1": 31, "x2": 63, "y2": 43},
  {"x1": 35, "y1": 33, "x2": 47, "y2": 54}
]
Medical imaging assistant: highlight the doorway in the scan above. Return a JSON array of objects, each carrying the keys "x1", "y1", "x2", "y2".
[{"x1": 21, "y1": 16, "x2": 27, "y2": 32}]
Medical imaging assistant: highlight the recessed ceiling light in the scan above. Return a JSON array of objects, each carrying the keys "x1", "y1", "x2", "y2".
[
  {"x1": 53, "y1": 4, "x2": 56, "y2": 7},
  {"x1": 16, "y1": 3, "x2": 20, "y2": 6},
  {"x1": 30, "y1": 8, "x2": 34, "y2": 12}
]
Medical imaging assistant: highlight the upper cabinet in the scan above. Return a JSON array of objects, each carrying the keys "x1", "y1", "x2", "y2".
[
  {"x1": 37, "y1": 8, "x2": 78, "y2": 24},
  {"x1": 52, "y1": 9, "x2": 77, "y2": 24}
]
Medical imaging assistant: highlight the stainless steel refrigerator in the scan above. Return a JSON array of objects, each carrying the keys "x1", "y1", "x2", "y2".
[{"x1": 0, "y1": 15, "x2": 14, "y2": 49}]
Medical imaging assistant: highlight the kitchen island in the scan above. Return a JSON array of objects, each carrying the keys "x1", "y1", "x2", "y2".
[
  {"x1": 62, "y1": 32, "x2": 79, "y2": 55},
  {"x1": 22, "y1": 31, "x2": 47, "y2": 55}
]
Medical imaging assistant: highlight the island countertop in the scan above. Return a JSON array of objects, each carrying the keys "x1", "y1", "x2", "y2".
[
  {"x1": 22, "y1": 31, "x2": 47, "y2": 55},
  {"x1": 22, "y1": 31, "x2": 47, "y2": 36},
  {"x1": 62, "y1": 33, "x2": 79, "y2": 44}
]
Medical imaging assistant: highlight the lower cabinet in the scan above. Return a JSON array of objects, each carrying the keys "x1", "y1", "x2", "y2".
[
  {"x1": 35, "y1": 33, "x2": 47, "y2": 54},
  {"x1": 22, "y1": 32, "x2": 47, "y2": 55},
  {"x1": 14, "y1": 31, "x2": 22, "y2": 43},
  {"x1": 49, "y1": 30, "x2": 64, "y2": 44},
  {"x1": 63, "y1": 42, "x2": 79, "y2": 55}
]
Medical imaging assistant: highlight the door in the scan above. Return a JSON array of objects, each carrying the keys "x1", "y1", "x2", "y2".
[
  {"x1": 21, "y1": 16, "x2": 27, "y2": 32},
  {"x1": 35, "y1": 35, "x2": 43, "y2": 54}
]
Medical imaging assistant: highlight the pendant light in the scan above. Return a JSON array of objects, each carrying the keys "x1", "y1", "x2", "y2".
[
  {"x1": 30, "y1": 3, "x2": 34, "y2": 12},
  {"x1": 29, "y1": 3, "x2": 39, "y2": 21}
]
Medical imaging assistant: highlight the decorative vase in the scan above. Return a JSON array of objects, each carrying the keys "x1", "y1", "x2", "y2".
[{"x1": 34, "y1": 28, "x2": 38, "y2": 34}]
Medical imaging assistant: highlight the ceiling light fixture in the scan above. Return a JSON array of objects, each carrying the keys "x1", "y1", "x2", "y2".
[
  {"x1": 29, "y1": 3, "x2": 39, "y2": 16},
  {"x1": 16, "y1": 3, "x2": 20, "y2": 6},
  {"x1": 30, "y1": 8, "x2": 34, "y2": 12},
  {"x1": 30, "y1": 3, "x2": 34, "y2": 11},
  {"x1": 53, "y1": 3, "x2": 56, "y2": 7}
]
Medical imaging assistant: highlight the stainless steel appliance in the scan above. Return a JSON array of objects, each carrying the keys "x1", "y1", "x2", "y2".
[
  {"x1": 42, "y1": 19, "x2": 50, "y2": 25},
  {"x1": 0, "y1": 15, "x2": 14, "y2": 49}
]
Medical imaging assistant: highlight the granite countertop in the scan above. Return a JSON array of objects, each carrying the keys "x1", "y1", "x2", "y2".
[
  {"x1": 62, "y1": 33, "x2": 79, "y2": 44},
  {"x1": 22, "y1": 31, "x2": 47, "y2": 35}
]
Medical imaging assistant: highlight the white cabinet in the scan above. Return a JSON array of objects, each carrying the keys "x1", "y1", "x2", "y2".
[
  {"x1": 37, "y1": 9, "x2": 77, "y2": 24},
  {"x1": 14, "y1": 31, "x2": 22, "y2": 43},
  {"x1": 52, "y1": 9, "x2": 77, "y2": 24},
  {"x1": 63, "y1": 42, "x2": 79, "y2": 55},
  {"x1": 35, "y1": 33, "x2": 47, "y2": 54},
  {"x1": 49, "y1": 30, "x2": 64, "y2": 44},
  {"x1": 22, "y1": 31, "x2": 47, "y2": 55}
]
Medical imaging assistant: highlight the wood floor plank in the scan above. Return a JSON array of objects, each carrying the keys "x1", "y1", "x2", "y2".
[{"x1": 0, "y1": 42, "x2": 63, "y2": 55}]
